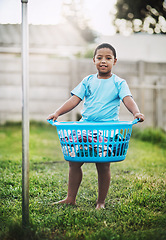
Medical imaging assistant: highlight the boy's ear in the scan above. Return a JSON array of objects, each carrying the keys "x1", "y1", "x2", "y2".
[
  {"x1": 93, "y1": 57, "x2": 95, "y2": 64},
  {"x1": 113, "y1": 58, "x2": 117, "y2": 65}
]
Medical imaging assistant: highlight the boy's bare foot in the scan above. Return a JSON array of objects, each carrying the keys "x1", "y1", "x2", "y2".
[
  {"x1": 50, "y1": 198, "x2": 76, "y2": 206},
  {"x1": 96, "y1": 203, "x2": 105, "y2": 209}
]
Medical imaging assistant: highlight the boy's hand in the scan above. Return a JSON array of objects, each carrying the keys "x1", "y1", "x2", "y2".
[
  {"x1": 134, "y1": 113, "x2": 145, "y2": 122},
  {"x1": 47, "y1": 112, "x2": 59, "y2": 122}
]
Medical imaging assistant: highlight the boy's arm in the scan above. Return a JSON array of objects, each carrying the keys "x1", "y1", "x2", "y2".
[
  {"x1": 47, "y1": 95, "x2": 81, "y2": 121},
  {"x1": 123, "y1": 96, "x2": 145, "y2": 122}
]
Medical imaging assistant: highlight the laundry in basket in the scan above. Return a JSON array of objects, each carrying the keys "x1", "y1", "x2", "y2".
[{"x1": 60, "y1": 130, "x2": 131, "y2": 158}]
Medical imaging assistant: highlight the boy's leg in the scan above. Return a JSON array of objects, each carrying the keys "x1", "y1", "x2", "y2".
[
  {"x1": 51, "y1": 161, "x2": 84, "y2": 205},
  {"x1": 95, "y1": 162, "x2": 111, "y2": 209},
  {"x1": 66, "y1": 161, "x2": 84, "y2": 204}
]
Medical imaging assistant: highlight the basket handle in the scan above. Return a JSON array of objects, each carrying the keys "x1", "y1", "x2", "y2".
[
  {"x1": 47, "y1": 119, "x2": 58, "y2": 126},
  {"x1": 132, "y1": 118, "x2": 141, "y2": 125},
  {"x1": 47, "y1": 118, "x2": 141, "y2": 126}
]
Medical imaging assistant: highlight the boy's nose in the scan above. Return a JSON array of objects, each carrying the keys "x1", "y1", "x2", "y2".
[{"x1": 101, "y1": 58, "x2": 106, "y2": 63}]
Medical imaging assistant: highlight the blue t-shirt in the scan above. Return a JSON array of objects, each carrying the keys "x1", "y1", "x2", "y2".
[{"x1": 71, "y1": 73, "x2": 132, "y2": 122}]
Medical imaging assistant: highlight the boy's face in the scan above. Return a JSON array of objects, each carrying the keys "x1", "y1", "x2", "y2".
[{"x1": 93, "y1": 48, "x2": 117, "y2": 78}]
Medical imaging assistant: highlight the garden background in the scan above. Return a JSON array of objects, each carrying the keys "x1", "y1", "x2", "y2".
[{"x1": 0, "y1": 0, "x2": 166, "y2": 239}]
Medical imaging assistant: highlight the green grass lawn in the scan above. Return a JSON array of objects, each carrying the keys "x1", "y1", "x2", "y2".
[{"x1": 0, "y1": 122, "x2": 166, "y2": 240}]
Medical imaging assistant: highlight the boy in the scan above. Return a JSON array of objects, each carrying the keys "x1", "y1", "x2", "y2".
[{"x1": 47, "y1": 43, "x2": 144, "y2": 209}]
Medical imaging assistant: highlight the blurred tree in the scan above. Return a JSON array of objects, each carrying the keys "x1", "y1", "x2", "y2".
[
  {"x1": 114, "y1": 0, "x2": 166, "y2": 34},
  {"x1": 62, "y1": 0, "x2": 96, "y2": 42}
]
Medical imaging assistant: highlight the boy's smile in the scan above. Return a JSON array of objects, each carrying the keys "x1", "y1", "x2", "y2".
[{"x1": 93, "y1": 48, "x2": 117, "y2": 79}]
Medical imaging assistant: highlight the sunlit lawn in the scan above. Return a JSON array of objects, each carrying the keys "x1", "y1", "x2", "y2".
[{"x1": 0, "y1": 122, "x2": 166, "y2": 240}]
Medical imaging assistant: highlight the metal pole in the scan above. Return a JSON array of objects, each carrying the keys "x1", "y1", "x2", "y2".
[{"x1": 21, "y1": 0, "x2": 29, "y2": 227}]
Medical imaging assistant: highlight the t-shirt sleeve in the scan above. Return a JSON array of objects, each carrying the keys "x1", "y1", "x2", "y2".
[
  {"x1": 71, "y1": 77, "x2": 88, "y2": 100},
  {"x1": 116, "y1": 79, "x2": 132, "y2": 100}
]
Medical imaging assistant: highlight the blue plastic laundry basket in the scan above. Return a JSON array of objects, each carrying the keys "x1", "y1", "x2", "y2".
[{"x1": 47, "y1": 119, "x2": 139, "y2": 163}]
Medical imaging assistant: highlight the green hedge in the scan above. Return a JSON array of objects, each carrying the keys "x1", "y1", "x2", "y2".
[{"x1": 132, "y1": 127, "x2": 166, "y2": 148}]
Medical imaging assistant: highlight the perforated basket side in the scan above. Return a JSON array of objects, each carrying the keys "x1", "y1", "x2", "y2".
[{"x1": 56, "y1": 124, "x2": 133, "y2": 163}]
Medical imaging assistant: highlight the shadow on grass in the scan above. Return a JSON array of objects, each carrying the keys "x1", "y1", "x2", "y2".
[
  {"x1": 2, "y1": 221, "x2": 166, "y2": 240},
  {"x1": 1, "y1": 221, "x2": 40, "y2": 240}
]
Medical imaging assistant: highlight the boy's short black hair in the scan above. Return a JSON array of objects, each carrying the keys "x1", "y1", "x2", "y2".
[{"x1": 94, "y1": 43, "x2": 116, "y2": 59}]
